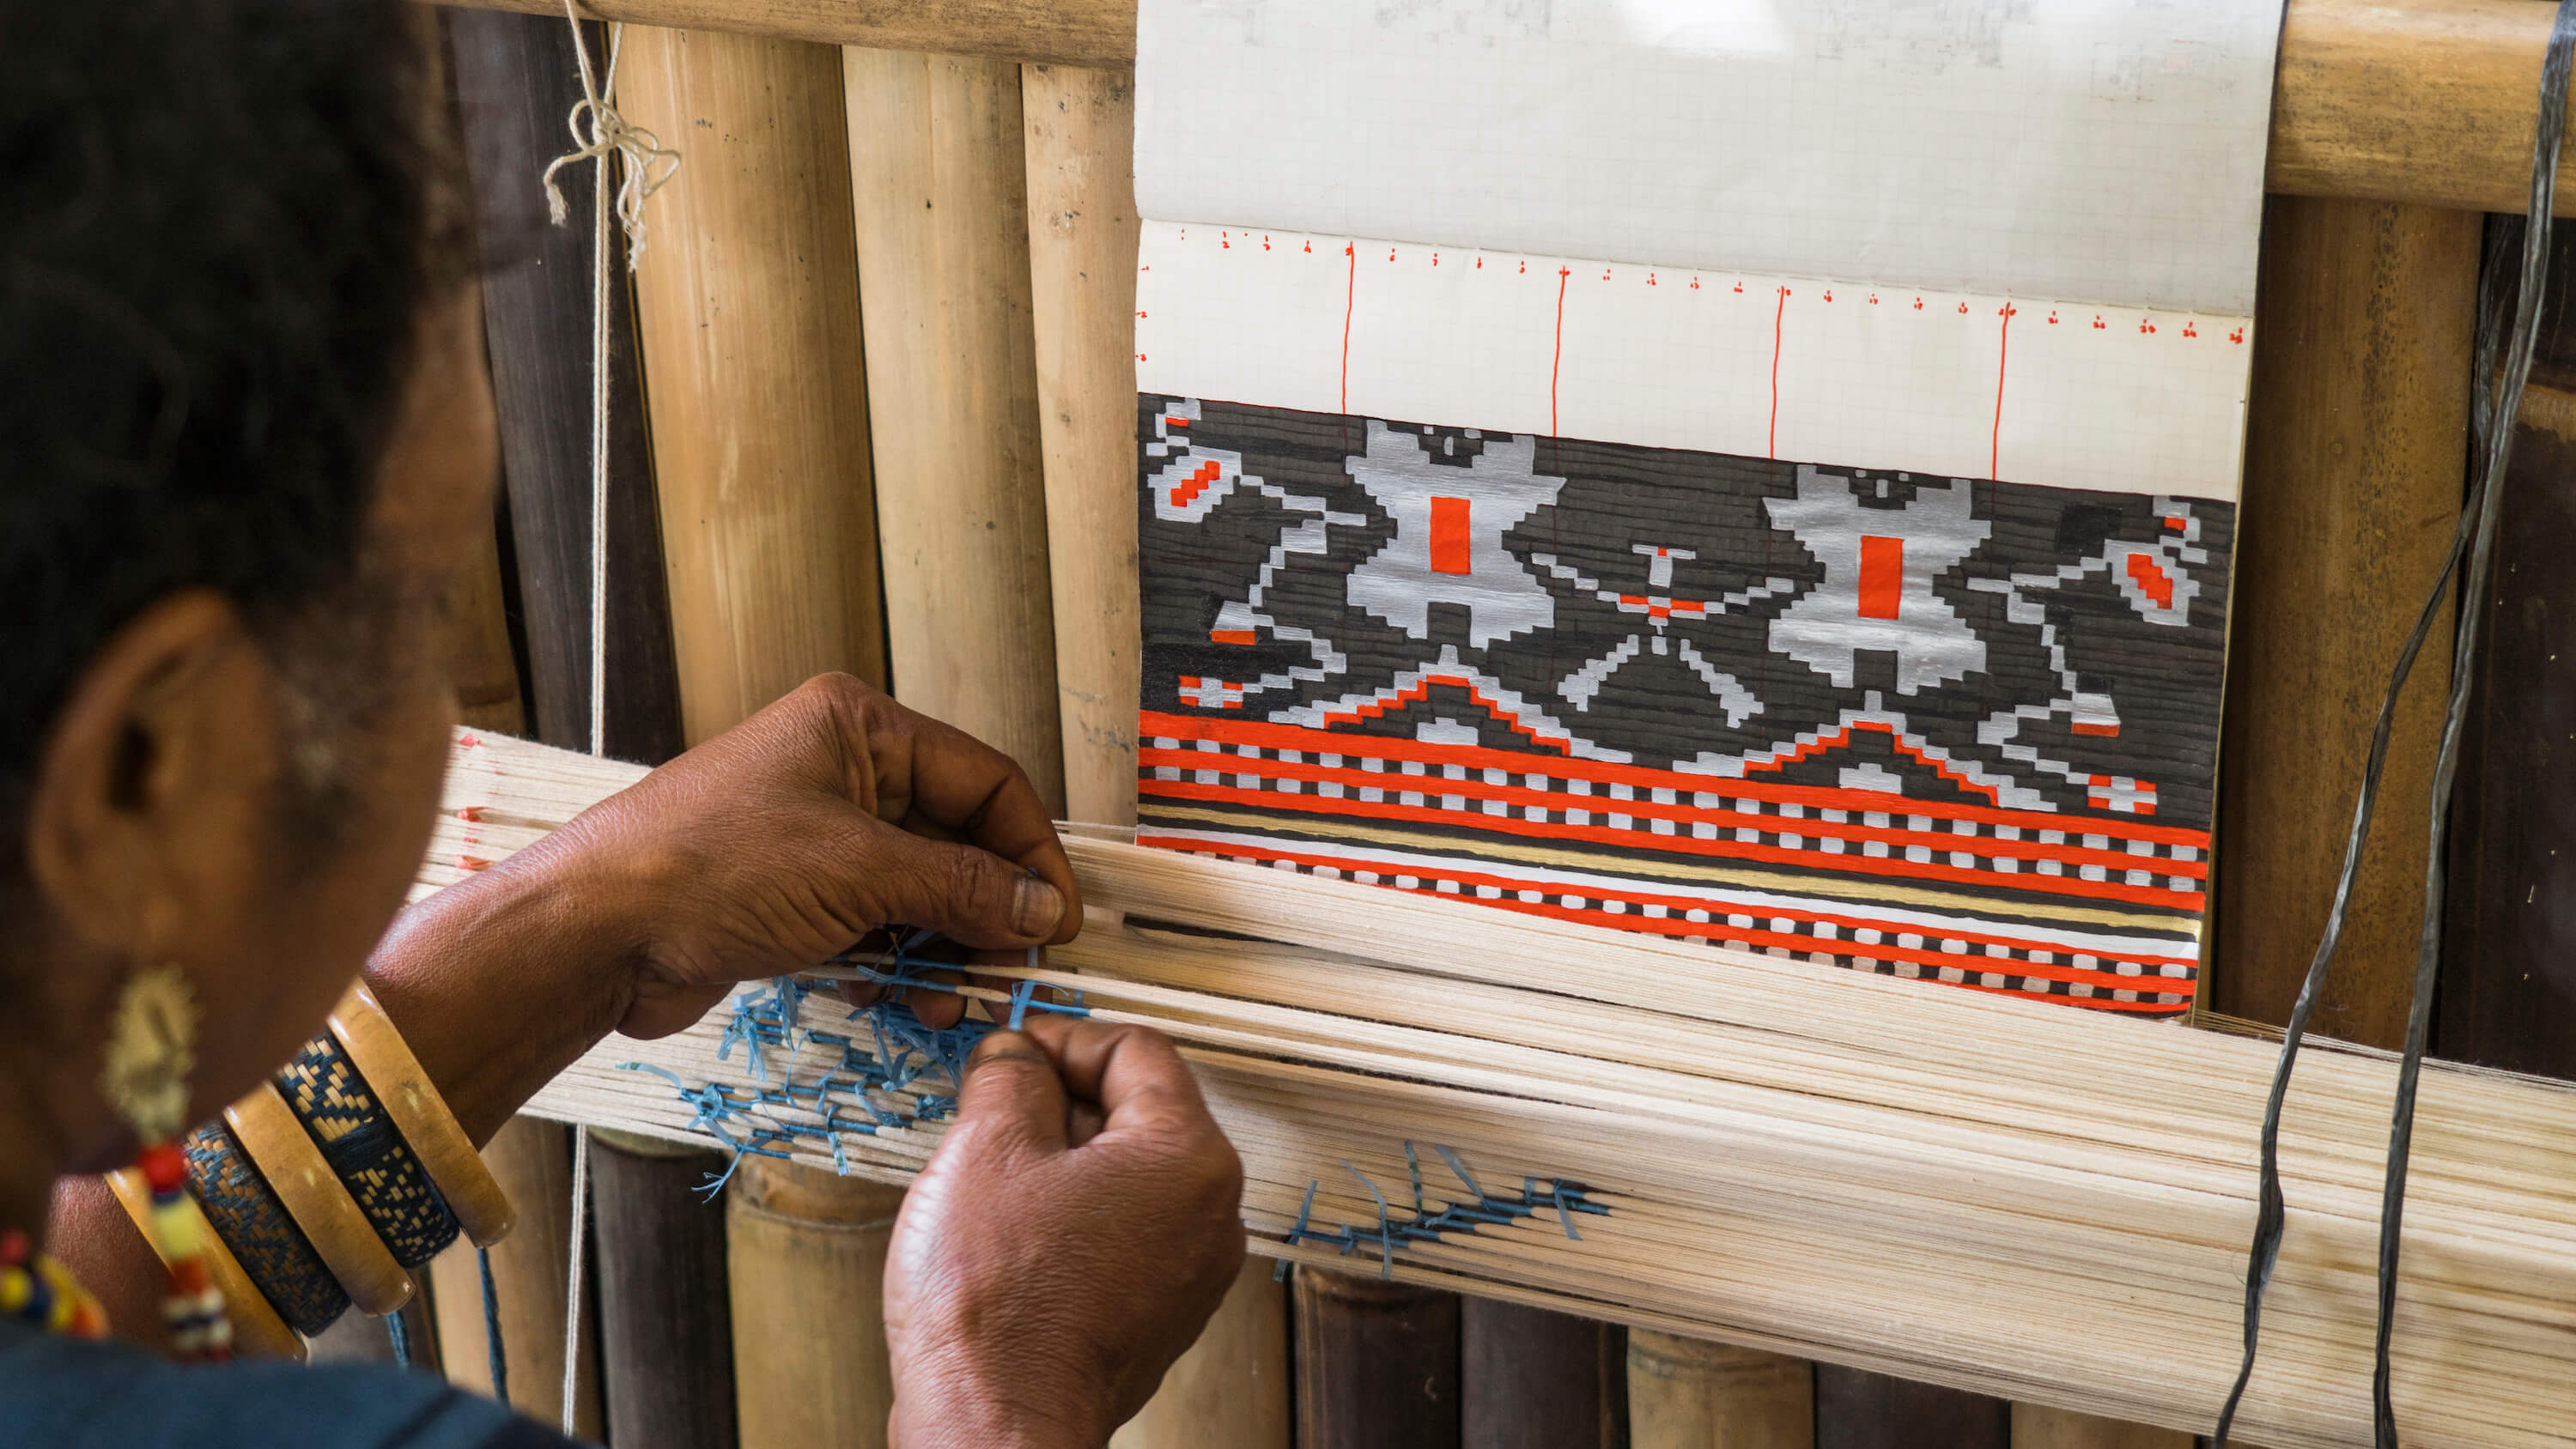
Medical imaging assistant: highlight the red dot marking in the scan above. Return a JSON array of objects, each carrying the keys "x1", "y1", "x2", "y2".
[
  {"x1": 456, "y1": 805, "x2": 486, "y2": 822},
  {"x1": 458, "y1": 855, "x2": 494, "y2": 872}
]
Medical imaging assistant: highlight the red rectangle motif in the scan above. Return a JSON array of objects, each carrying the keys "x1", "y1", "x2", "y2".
[{"x1": 1430, "y1": 496, "x2": 1473, "y2": 574}]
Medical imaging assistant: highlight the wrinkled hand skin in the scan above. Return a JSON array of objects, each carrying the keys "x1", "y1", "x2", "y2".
[
  {"x1": 884, "y1": 1016, "x2": 1248, "y2": 1449},
  {"x1": 527, "y1": 673, "x2": 1082, "y2": 1040}
]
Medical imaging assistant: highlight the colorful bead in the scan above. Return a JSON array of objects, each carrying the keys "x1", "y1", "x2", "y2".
[{"x1": 138, "y1": 1140, "x2": 188, "y2": 1194}]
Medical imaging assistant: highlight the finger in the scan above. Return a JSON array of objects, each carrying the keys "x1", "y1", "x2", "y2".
[
  {"x1": 834, "y1": 809, "x2": 1068, "y2": 948},
  {"x1": 1017, "y1": 1016, "x2": 1214, "y2": 1141},
  {"x1": 954, "y1": 1029, "x2": 1070, "y2": 1155},
  {"x1": 865, "y1": 700, "x2": 1084, "y2": 944}
]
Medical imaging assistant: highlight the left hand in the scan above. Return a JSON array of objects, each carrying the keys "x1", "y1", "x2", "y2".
[{"x1": 512, "y1": 673, "x2": 1078, "y2": 1040}]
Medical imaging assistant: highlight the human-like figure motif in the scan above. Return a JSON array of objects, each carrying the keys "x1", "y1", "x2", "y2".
[
  {"x1": 1764, "y1": 467, "x2": 1990, "y2": 695},
  {"x1": 1343, "y1": 421, "x2": 1565, "y2": 649}
]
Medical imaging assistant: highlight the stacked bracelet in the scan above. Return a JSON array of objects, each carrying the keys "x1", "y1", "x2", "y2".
[{"x1": 118, "y1": 976, "x2": 517, "y2": 1349}]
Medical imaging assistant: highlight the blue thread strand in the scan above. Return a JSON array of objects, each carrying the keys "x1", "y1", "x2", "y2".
[
  {"x1": 385, "y1": 1309, "x2": 411, "y2": 1369},
  {"x1": 477, "y1": 1245, "x2": 508, "y2": 1401}
]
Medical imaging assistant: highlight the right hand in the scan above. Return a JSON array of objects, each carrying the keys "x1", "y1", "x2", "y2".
[{"x1": 882, "y1": 1016, "x2": 1247, "y2": 1449}]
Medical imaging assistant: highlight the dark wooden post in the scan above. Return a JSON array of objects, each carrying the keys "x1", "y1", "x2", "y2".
[{"x1": 1295, "y1": 1268, "x2": 1463, "y2": 1449}]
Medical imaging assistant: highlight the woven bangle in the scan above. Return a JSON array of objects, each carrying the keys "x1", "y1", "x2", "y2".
[
  {"x1": 105, "y1": 1166, "x2": 302, "y2": 1361},
  {"x1": 274, "y1": 1029, "x2": 462, "y2": 1270},
  {"x1": 222, "y1": 1083, "x2": 413, "y2": 1316},
  {"x1": 182, "y1": 1121, "x2": 349, "y2": 1337},
  {"x1": 328, "y1": 981, "x2": 515, "y2": 1246}
]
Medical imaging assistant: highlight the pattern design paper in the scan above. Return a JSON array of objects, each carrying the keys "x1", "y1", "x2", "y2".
[{"x1": 1138, "y1": 397, "x2": 2230, "y2": 1015}]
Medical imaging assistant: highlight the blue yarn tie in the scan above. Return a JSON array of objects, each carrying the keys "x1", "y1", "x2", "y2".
[{"x1": 479, "y1": 1245, "x2": 508, "y2": 1402}]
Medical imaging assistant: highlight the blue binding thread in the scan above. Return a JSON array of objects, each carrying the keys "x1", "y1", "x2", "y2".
[
  {"x1": 385, "y1": 1309, "x2": 410, "y2": 1369},
  {"x1": 620, "y1": 931, "x2": 1093, "y2": 1196},
  {"x1": 478, "y1": 1245, "x2": 507, "y2": 1401},
  {"x1": 1278, "y1": 1142, "x2": 1608, "y2": 1270}
]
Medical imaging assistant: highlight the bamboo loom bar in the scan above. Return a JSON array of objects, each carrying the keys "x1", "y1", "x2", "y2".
[
  {"x1": 422, "y1": 730, "x2": 2576, "y2": 1449},
  {"x1": 427, "y1": 0, "x2": 2576, "y2": 219}
]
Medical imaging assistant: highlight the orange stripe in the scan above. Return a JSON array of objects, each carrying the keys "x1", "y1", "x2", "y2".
[
  {"x1": 1139, "y1": 749, "x2": 2205, "y2": 881},
  {"x1": 1139, "y1": 711, "x2": 2207, "y2": 848},
  {"x1": 1136, "y1": 834, "x2": 2198, "y2": 1000},
  {"x1": 1138, "y1": 781, "x2": 2206, "y2": 911},
  {"x1": 1128, "y1": 834, "x2": 2196, "y2": 968}
]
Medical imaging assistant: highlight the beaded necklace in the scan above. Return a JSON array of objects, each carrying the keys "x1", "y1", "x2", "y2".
[{"x1": 0, "y1": 1228, "x2": 106, "y2": 1342}]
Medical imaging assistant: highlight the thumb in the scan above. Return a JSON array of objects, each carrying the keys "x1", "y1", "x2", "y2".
[
  {"x1": 848, "y1": 815, "x2": 1067, "y2": 948},
  {"x1": 952, "y1": 1030, "x2": 1071, "y2": 1155}
]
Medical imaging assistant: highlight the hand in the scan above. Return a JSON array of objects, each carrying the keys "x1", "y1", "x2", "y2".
[
  {"x1": 884, "y1": 1016, "x2": 1246, "y2": 1449},
  {"x1": 529, "y1": 673, "x2": 1080, "y2": 1040}
]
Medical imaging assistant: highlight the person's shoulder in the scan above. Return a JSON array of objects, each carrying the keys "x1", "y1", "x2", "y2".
[{"x1": 0, "y1": 1322, "x2": 571, "y2": 1449}]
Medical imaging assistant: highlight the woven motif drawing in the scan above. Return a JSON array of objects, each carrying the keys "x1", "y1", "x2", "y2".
[{"x1": 1136, "y1": 396, "x2": 2234, "y2": 1016}]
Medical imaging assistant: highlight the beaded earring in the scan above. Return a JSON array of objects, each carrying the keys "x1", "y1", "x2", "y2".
[{"x1": 100, "y1": 964, "x2": 231, "y2": 1361}]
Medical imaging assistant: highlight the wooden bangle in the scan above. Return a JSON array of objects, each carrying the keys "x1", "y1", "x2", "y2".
[
  {"x1": 222, "y1": 1084, "x2": 413, "y2": 1316},
  {"x1": 328, "y1": 981, "x2": 516, "y2": 1247},
  {"x1": 105, "y1": 1167, "x2": 304, "y2": 1361}
]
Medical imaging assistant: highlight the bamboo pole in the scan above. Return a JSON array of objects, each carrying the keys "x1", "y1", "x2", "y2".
[
  {"x1": 430, "y1": 0, "x2": 2576, "y2": 221},
  {"x1": 842, "y1": 46, "x2": 1066, "y2": 807},
  {"x1": 1627, "y1": 1331, "x2": 1813, "y2": 1449},
  {"x1": 2010, "y1": 1404, "x2": 2191, "y2": 1449},
  {"x1": 589, "y1": 1130, "x2": 740, "y2": 1447},
  {"x1": 426, "y1": 1118, "x2": 605, "y2": 1434},
  {"x1": 1294, "y1": 1266, "x2": 1462, "y2": 1449},
  {"x1": 1022, "y1": 62, "x2": 1140, "y2": 828},
  {"x1": 1463, "y1": 1297, "x2": 1625, "y2": 1448},
  {"x1": 726, "y1": 1165, "x2": 904, "y2": 1447},
  {"x1": 619, "y1": 23, "x2": 886, "y2": 741},
  {"x1": 616, "y1": 22, "x2": 902, "y2": 1449},
  {"x1": 433, "y1": 500, "x2": 529, "y2": 737},
  {"x1": 2214, "y1": 196, "x2": 2480, "y2": 1046},
  {"x1": 1110, "y1": 1257, "x2": 1291, "y2": 1449}
]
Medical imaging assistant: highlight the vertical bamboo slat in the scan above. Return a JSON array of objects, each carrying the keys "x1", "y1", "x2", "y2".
[
  {"x1": 726, "y1": 1164, "x2": 905, "y2": 1447},
  {"x1": 449, "y1": 5, "x2": 687, "y2": 765},
  {"x1": 1294, "y1": 1267, "x2": 1462, "y2": 1449},
  {"x1": 1022, "y1": 62, "x2": 1140, "y2": 828},
  {"x1": 1627, "y1": 1331, "x2": 1810, "y2": 1448},
  {"x1": 842, "y1": 46, "x2": 1066, "y2": 809},
  {"x1": 588, "y1": 1130, "x2": 740, "y2": 1447},
  {"x1": 620, "y1": 23, "x2": 886, "y2": 741},
  {"x1": 433, "y1": 500, "x2": 530, "y2": 737},
  {"x1": 2214, "y1": 196, "x2": 2479, "y2": 1046},
  {"x1": 2008, "y1": 1404, "x2": 2190, "y2": 1449},
  {"x1": 1814, "y1": 1367, "x2": 2006, "y2": 1449},
  {"x1": 2436, "y1": 232, "x2": 2576, "y2": 1071},
  {"x1": 617, "y1": 25, "x2": 901, "y2": 1448},
  {"x1": 1461, "y1": 1298, "x2": 1625, "y2": 1449},
  {"x1": 427, "y1": 1118, "x2": 605, "y2": 1435},
  {"x1": 1110, "y1": 1258, "x2": 1291, "y2": 1449}
]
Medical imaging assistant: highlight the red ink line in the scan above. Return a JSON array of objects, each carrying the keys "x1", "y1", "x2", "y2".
[
  {"x1": 1340, "y1": 244, "x2": 1356, "y2": 413},
  {"x1": 1990, "y1": 303, "x2": 2014, "y2": 477},
  {"x1": 1550, "y1": 267, "x2": 1571, "y2": 434},
  {"x1": 1767, "y1": 287, "x2": 1788, "y2": 457}
]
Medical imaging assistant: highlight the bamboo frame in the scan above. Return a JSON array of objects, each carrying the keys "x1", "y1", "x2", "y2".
[{"x1": 428, "y1": 0, "x2": 2576, "y2": 219}]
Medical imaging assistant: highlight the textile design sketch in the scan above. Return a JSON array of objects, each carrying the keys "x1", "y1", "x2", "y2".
[{"x1": 1138, "y1": 395, "x2": 2233, "y2": 1016}]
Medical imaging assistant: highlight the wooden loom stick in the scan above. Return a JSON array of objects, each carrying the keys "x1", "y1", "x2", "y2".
[
  {"x1": 2215, "y1": 197, "x2": 2481, "y2": 1046},
  {"x1": 444, "y1": 730, "x2": 2576, "y2": 1449},
  {"x1": 615, "y1": 25, "x2": 903, "y2": 1448},
  {"x1": 1021, "y1": 62, "x2": 1294, "y2": 1449},
  {"x1": 842, "y1": 46, "x2": 1066, "y2": 807}
]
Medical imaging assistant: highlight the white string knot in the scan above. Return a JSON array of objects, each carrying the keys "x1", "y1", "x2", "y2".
[{"x1": 538, "y1": 9, "x2": 679, "y2": 268}]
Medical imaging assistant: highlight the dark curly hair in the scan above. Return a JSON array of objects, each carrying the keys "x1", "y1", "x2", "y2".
[{"x1": 0, "y1": 0, "x2": 466, "y2": 842}]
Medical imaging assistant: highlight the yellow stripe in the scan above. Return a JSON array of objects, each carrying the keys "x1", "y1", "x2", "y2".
[{"x1": 1139, "y1": 801, "x2": 2201, "y2": 937}]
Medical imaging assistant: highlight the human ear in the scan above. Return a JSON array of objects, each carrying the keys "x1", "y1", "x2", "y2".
[{"x1": 21, "y1": 591, "x2": 284, "y2": 961}]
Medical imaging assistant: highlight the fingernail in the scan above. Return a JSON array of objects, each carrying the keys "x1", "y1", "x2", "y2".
[{"x1": 1013, "y1": 876, "x2": 1066, "y2": 937}]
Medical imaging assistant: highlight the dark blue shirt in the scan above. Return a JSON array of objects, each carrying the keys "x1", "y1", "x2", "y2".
[{"x1": 0, "y1": 1317, "x2": 577, "y2": 1447}]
